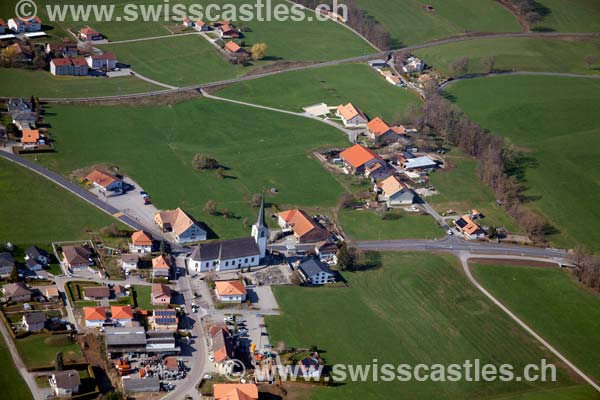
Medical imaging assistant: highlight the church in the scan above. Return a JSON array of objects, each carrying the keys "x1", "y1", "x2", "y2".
[{"x1": 188, "y1": 197, "x2": 268, "y2": 273}]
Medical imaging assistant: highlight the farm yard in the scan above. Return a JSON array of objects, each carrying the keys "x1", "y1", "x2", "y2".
[
  {"x1": 28, "y1": 98, "x2": 349, "y2": 239},
  {"x1": 446, "y1": 75, "x2": 600, "y2": 251},
  {"x1": 267, "y1": 252, "x2": 586, "y2": 400},
  {"x1": 217, "y1": 63, "x2": 422, "y2": 121},
  {"x1": 415, "y1": 36, "x2": 600, "y2": 76},
  {"x1": 472, "y1": 261, "x2": 600, "y2": 384}
]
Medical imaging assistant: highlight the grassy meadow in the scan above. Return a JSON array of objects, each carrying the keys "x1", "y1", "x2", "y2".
[
  {"x1": 339, "y1": 209, "x2": 443, "y2": 240},
  {"x1": 0, "y1": 339, "x2": 31, "y2": 400},
  {"x1": 533, "y1": 0, "x2": 600, "y2": 33},
  {"x1": 446, "y1": 75, "x2": 600, "y2": 251}
]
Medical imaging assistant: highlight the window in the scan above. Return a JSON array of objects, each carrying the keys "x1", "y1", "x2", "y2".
[{"x1": 225, "y1": 261, "x2": 228, "y2": 267}]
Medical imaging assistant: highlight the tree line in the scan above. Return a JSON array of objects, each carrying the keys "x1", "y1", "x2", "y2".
[{"x1": 570, "y1": 246, "x2": 600, "y2": 294}]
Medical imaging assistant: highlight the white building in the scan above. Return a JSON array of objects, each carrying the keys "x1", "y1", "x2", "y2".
[
  {"x1": 8, "y1": 17, "x2": 42, "y2": 33},
  {"x1": 155, "y1": 208, "x2": 207, "y2": 243},
  {"x1": 189, "y1": 237, "x2": 260, "y2": 272},
  {"x1": 121, "y1": 254, "x2": 139, "y2": 272},
  {"x1": 215, "y1": 280, "x2": 247, "y2": 303},
  {"x1": 402, "y1": 56, "x2": 424, "y2": 74},
  {"x1": 298, "y1": 258, "x2": 335, "y2": 285},
  {"x1": 378, "y1": 175, "x2": 415, "y2": 206},
  {"x1": 336, "y1": 102, "x2": 368, "y2": 128},
  {"x1": 50, "y1": 370, "x2": 80, "y2": 397},
  {"x1": 86, "y1": 52, "x2": 117, "y2": 70}
]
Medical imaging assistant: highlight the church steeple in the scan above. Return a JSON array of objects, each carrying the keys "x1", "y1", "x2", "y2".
[
  {"x1": 252, "y1": 195, "x2": 268, "y2": 259},
  {"x1": 256, "y1": 195, "x2": 266, "y2": 229}
]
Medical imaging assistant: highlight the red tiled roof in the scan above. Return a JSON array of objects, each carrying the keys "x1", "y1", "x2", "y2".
[
  {"x1": 215, "y1": 280, "x2": 246, "y2": 296},
  {"x1": 84, "y1": 306, "x2": 106, "y2": 321},
  {"x1": 340, "y1": 144, "x2": 382, "y2": 169}
]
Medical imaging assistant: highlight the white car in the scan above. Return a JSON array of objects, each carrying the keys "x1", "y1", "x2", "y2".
[{"x1": 209, "y1": 355, "x2": 215, "y2": 362}]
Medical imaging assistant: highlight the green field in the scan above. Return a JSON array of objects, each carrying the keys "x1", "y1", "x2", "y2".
[
  {"x1": 533, "y1": 0, "x2": 600, "y2": 33},
  {"x1": 217, "y1": 63, "x2": 421, "y2": 121},
  {"x1": 0, "y1": 338, "x2": 31, "y2": 400},
  {"x1": 0, "y1": 158, "x2": 117, "y2": 246},
  {"x1": 472, "y1": 262, "x2": 600, "y2": 383},
  {"x1": 31, "y1": 98, "x2": 348, "y2": 239},
  {"x1": 428, "y1": 154, "x2": 521, "y2": 233},
  {"x1": 339, "y1": 209, "x2": 443, "y2": 240},
  {"x1": 446, "y1": 75, "x2": 600, "y2": 251},
  {"x1": 354, "y1": 0, "x2": 520, "y2": 46},
  {"x1": 415, "y1": 37, "x2": 600, "y2": 76},
  {"x1": 0, "y1": 68, "x2": 161, "y2": 98},
  {"x1": 267, "y1": 252, "x2": 584, "y2": 400},
  {"x1": 16, "y1": 334, "x2": 84, "y2": 369}
]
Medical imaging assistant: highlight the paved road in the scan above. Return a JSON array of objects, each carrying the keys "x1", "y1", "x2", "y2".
[{"x1": 7, "y1": 32, "x2": 596, "y2": 104}]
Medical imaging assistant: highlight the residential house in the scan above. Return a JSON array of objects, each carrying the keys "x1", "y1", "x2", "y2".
[
  {"x1": 62, "y1": 245, "x2": 93, "y2": 271},
  {"x1": 8, "y1": 17, "x2": 42, "y2": 33},
  {"x1": 189, "y1": 238, "x2": 261, "y2": 272},
  {"x1": 150, "y1": 309, "x2": 178, "y2": 330},
  {"x1": 50, "y1": 56, "x2": 89, "y2": 76},
  {"x1": 213, "y1": 384, "x2": 259, "y2": 400},
  {"x1": 84, "y1": 306, "x2": 106, "y2": 327},
  {"x1": 22, "y1": 311, "x2": 47, "y2": 332},
  {"x1": 154, "y1": 208, "x2": 207, "y2": 243},
  {"x1": 194, "y1": 20, "x2": 208, "y2": 31},
  {"x1": 336, "y1": 103, "x2": 368, "y2": 127},
  {"x1": 21, "y1": 129, "x2": 40, "y2": 144},
  {"x1": 86, "y1": 52, "x2": 117, "y2": 70},
  {"x1": 454, "y1": 216, "x2": 486, "y2": 240},
  {"x1": 0, "y1": 252, "x2": 15, "y2": 277},
  {"x1": 402, "y1": 156, "x2": 438, "y2": 171},
  {"x1": 25, "y1": 245, "x2": 49, "y2": 266},
  {"x1": 209, "y1": 325, "x2": 237, "y2": 375},
  {"x1": 340, "y1": 144, "x2": 388, "y2": 177},
  {"x1": 11, "y1": 110, "x2": 36, "y2": 130},
  {"x1": 85, "y1": 169, "x2": 124, "y2": 196},
  {"x1": 49, "y1": 370, "x2": 80, "y2": 397},
  {"x1": 151, "y1": 283, "x2": 171, "y2": 305},
  {"x1": 402, "y1": 56, "x2": 424, "y2": 74},
  {"x1": 45, "y1": 287, "x2": 60, "y2": 299},
  {"x1": 121, "y1": 254, "x2": 139, "y2": 273},
  {"x1": 45, "y1": 41, "x2": 78, "y2": 57},
  {"x1": 215, "y1": 280, "x2": 247, "y2": 303},
  {"x1": 298, "y1": 258, "x2": 335, "y2": 285},
  {"x1": 113, "y1": 284, "x2": 127, "y2": 298},
  {"x1": 218, "y1": 24, "x2": 240, "y2": 38},
  {"x1": 25, "y1": 257, "x2": 43, "y2": 271},
  {"x1": 378, "y1": 175, "x2": 415, "y2": 206},
  {"x1": 0, "y1": 18, "x2": 6, "y2": 34},
  {"x1": 83, "y1": 286, "x2": 110, "y2": 301},
  {"x1": 130, "y1": 230, "x2": 153, "y2": 253},
  {"x1": 225, "y1": 41, "x2": 248, "y2": 56},
  {"x1": 277, "y1": 209, "x2": 329, "y2": 244},
  {"x1": 182, "y1": 18, "x2": 194, "y2": 28},
  {"x1": 2, "y1": 282, "x2": 32, "y2": 302},
  {"x1": 152, "y1": 254, "x2": 171, "y2": 278},
  {"x1": 79, "y1": 26, "x2": 103, "y2": 41},
  {"x1": 111, "y1": 306, "x2": 133, "y2": 326},
  {"x1": 314, "y1": 241, "x2": 338, "y2": 265},
  {"x1": 366, "y1": 117, "x2": 397, "y2": 144}
]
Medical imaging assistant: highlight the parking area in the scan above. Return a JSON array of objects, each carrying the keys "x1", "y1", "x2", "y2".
[{"x1": 247, "y1": 286, "x2": 279, "y2": 311}]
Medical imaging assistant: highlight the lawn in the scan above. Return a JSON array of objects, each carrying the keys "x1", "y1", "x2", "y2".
[
  {"x1": 132, "y1": 285, "x2": 160, "y2": 310},
  {"x1": 339, "y1": 209, "x2": 443, "y2": 240},
  {"x1": 446, "y1": 75, "x2": 600, "y2": 251},
  {"x1": 532, "y1": 0, "x2": 600, "y2": 33},
  {"x1": 16, "y1": 334, "x2": 84, "y2": 369},
  {"x1": 428, "y1": 153, "x2": 521, "y2": 233},
  {"x1": 353, "y1": 0, "x2": 520, "y2": 47},
  {"x1": 267, "y1": 252, "x2": 581, "y2": 400},
  {"x1": 31, "y1": 98, "x2": 348, "y2": 239},
  {"x1": 217, "y1": 63, "x2": 422, "y2": 121},
  {"x1": 0, "y1": 68, "x2": 162, "y2": 98},
  {"x1": 0, "y1": 338, "x2": 31, "y2": 399},
  {"x1": 415, "y1": 36, "x2": 600, "y2": 76},
  {"x1": 472, "y1": 262, "x2": 600, "y2": 383},
  {"x1": 0, "y1": 157, "x2": 118, "y2": 246}
]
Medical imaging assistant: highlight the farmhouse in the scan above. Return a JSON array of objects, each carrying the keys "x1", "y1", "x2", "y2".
[
  {"x1": 62, "y1": 245, "x2": 92, "y2": 270},
  {"x1": 84, "y1": 306, "x2": 107, "y2": 327},
  {"x1": 402, "y1": 56, "x2": 424, "y2": 74},
  {"x1": 8, "y1": 17, "x2": 42, "y2": 33},
  {"x1": 454, "y1": 216, "x2": 486, "y2": 240},
  {"x1": 83, "y1": 286, "x2": 110, "y2": 300},
  {"x1": 50, "y1": 370, "x2": 81, "y2": 397},
  {"x1": 85, "y1": 169, "x2": 124, "y2": 196},
  {"x1": 22, "y1": 311, "x2": 47, "y2": 332},
  {"x1": 155, "y1": 208, "x2": 207, "y2": 243},
  {"x1": 152, "y1": 254, "x2": 172, "y2": 277},
  {"x1": 215, "y1": 280, "x2": 247, "y2": 303},
  {"x1": 121, "y1": 254, "x2": 139, "y2": 272},
  {"x1": 131, "y1": 230, "x2": 153, "y2": 253},
  {"x1": 151, "y1": 283, "x2": 171, "y2": 305},
  {"x1": 378, "y1": 175, "x2": 415, "y2": 206},
  {"x1": 277, "y1": 209, "x2": 329, "y2": 244},
  {"x1": 2, "y1": 282, "x2": 32, "y2": 302},
  {"x1": 150, "y1": 309, "x2": 178, "y2": 330},
  {"x1": 86, "y1": 52, "x2": 117, "y2": 70},
  {"x1": 225, "y1": 41, "x2": 249, "y2": 56},
  {"x1": 336, "y1": 103, "x2": 368, "y2": 127},
  {"x1": 218, "y1": 24, "x2": 241, "y2": 38},
  {"x1": 0, "y1": 252, "x2": 15, "y2": 277},
  {"x1": 194, "y1": 20, "x2": 208, "y2": 31},
  {"x1": 339, "y1": 144, "x2": 389, "y2": 177},
  {"x1": 402, "y1": 156, "x2": 438, "y2": 171},
  {"x1": 298, "y1": 258, "x2": 335, "y2": 285},
  {"x1": 78, "y1": 26, "x2": 104, "y2": 42},
  {"x1": 111, "y1": 306, "x2": 134, "y2": 326},
  {"x1": 214, "y1": 384, "x2": 258, "y2": 400},
  {"x1": 367, "y1": 117, "x2": 398, "y2": 144}
]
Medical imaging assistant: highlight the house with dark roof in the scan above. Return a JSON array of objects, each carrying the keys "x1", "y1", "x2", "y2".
[
  {"x1": 22, "y1": 311, "x2": 47, "y2": 332},
  {"x1": 62, "y1": 245, "x2": 93, "y2": 271},
  {"x1": 298, "y1": 258, "x2": 335, "y2": 285},
  {"x1": 50, "y1": 370, "x2": 80, "y2": 397},
  {"x1": 2, "y1": 282, "x2": 32, "y2": 302},
  {"x1": 151, "y1": 284, "x2": 171, "y2": 305},
  {"x1": 121, "y1": 253, "x2": 139, "y2": 273},
  {"x1": 25, "y1": 245, "x2": 49, "y2": 269},
  {"x1": 188, "y1": 237, "x2": 260, "y2": 273},
  {"x1": 83, "y1": 286, "x2": 110, "y2": 300},
  {"x1": 209, "y1": 325, "x2": 237, "y2": 375},
  {"x1": 0, "y1": 252, "x2": 15, "y2": 277}
]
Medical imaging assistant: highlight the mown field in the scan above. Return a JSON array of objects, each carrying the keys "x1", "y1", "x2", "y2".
[
  {"x1": 16, "y1": 334, "x2": 85, "y2": 369},
  {"x1": 446, "y1": 75, "x2": 600, "y2": 251},
  {"x1": 428, "y1": 153, "x2": 521, "y2": 233},
  {"x1": 217, "y1": 63, "x2": 421, "y2": 121},
  {"x1": 267, "y1": 252, "x2": 587, "y2": 400},
  {"x1": 533, "y1": 0, "x2": 600, "y2": 33},
  {"x1": 0, "y1": 338, "x2": 31, "y2": 400},
  {"x1": 415, "y1": 37, "x2": 600, "y2": 76},
  {"x1": 339, "y1": 209, "x2": 443, "y2": 240},
  {"x1": 353, "y1": 0, "x2": 520, "y2": 46},
  {"x1": 472, "y1": 262, "x2": 600, "y2": 384},
  {"x1": 0, "y1": 68, "x2": 161, "y2": 98},
  {"x1": 0, "y1": 158, "x2": 117, "y2": 246},
  {"x1": 31, "y1": 98, "x2": 348, "y2": 239}
]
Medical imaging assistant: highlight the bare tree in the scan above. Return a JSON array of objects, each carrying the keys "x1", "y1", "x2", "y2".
[
  {"x1": 482, "y1": 56, "x2": 496, "y2": 73},
  {"x1": 584, "y1": 54, "x2": 598, "y2": 70},
  {"x1": 450, "y1": 57, "x2": 470, "y2": 77}
]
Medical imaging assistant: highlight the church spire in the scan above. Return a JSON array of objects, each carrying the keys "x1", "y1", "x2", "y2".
[{"x1": 256, "y1": 195, "x2": 266, "y2": 228}]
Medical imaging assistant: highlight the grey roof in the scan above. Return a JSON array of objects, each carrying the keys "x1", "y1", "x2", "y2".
[
  {"x1": 62, "y1": 245, "x2": 91, "y2": 265},
  {"x1": 105, "y1": 327, "x2": 146, "y2": 346},
  {"x1": 403, "y1": 156, "x2": 437, "y2": 170},
  {"x1": 255, "y1": 195, "x2": 266, "y2": 228},
  {"x1": 121, "y1": 253, "x2": 139, "y2": 263},
  {"x1": 25, "y1": 258, "x2": 41, "y2": 269},
  {"x1": 23, "y1": 311, "x2": 47, "y2": 324},
  {"x1": 190, "y1": 237, "x2": 259, "y2": 262},
  {"x1": 7, "y1": 98, "x2": 32, "y2": 112},
  {"x1": 0, "y1": 252, "x2": 15, "y2": 267},
  {"x1": 53, "y1": 370, "x2": 81, "y2": 389},
  {"x1": 3, "y1": 282, "x2": 32, "y2": 297},
  {"x1": 123, "y1": 376, "x2": 160, "y2": 393},
  {"x1": 299, "y1": 258, "x2": 332, "y2": 278},
  {"x1": 25, "y1": 245, "x2": 47, "y2": 260}
]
